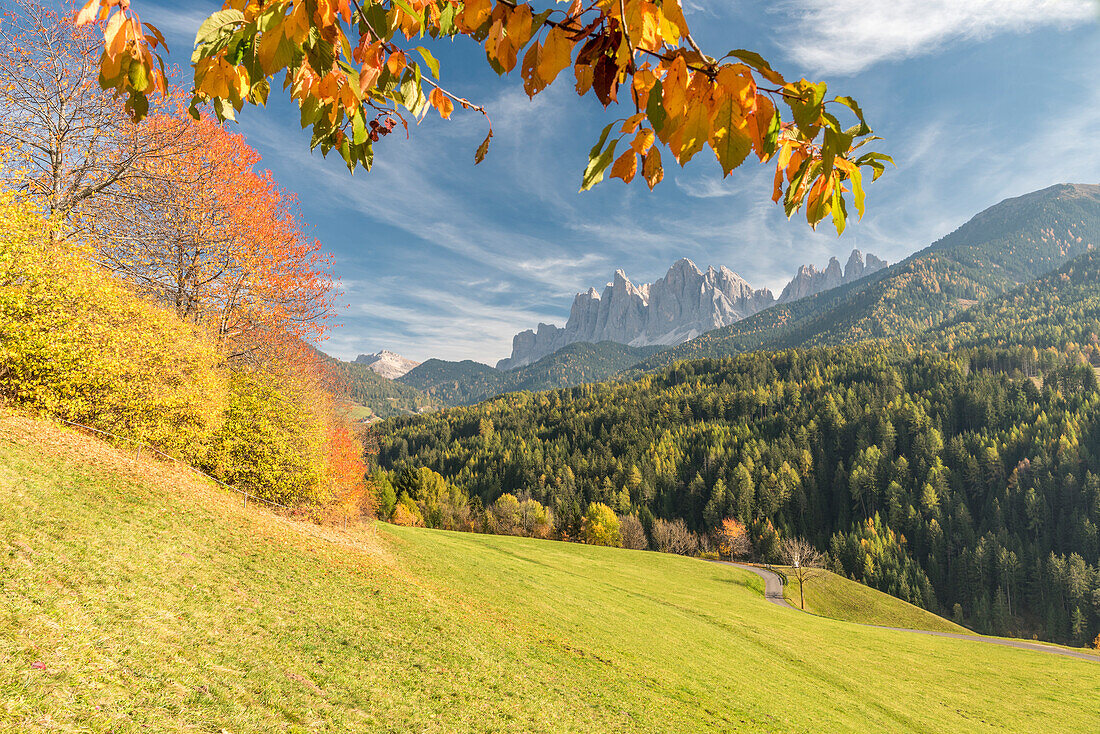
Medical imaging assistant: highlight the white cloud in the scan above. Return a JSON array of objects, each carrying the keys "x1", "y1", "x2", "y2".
[
  {"x1": 675, "y1": 175, "x2": 736, "y2": 199},
  {"x1": 782, "y1": 0, "x2": 1097, "y2": 75}
]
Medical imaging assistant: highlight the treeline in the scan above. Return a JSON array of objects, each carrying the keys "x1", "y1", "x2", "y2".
[
  {"x1": 0, "y1": 4, "x2": 369, "y2": 519},
  {"x1": 379, "y1": 344, "x2": 1100, "y2": 645}
]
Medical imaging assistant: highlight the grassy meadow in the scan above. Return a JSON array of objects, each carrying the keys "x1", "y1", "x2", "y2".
[
  {"x1": 2, "y1": 414, "x2": 1099, "y2": 733},
  {"x1": 777, "y1": 567, "x2": 971, "y2": 633}
]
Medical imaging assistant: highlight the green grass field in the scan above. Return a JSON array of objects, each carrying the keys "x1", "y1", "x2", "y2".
[
  {"x1": 3, "y1": 415, "x2": 1100, "y2": 733},
  {"x1": 777, "y1": 567, "x2": 971, "y2": 633}
]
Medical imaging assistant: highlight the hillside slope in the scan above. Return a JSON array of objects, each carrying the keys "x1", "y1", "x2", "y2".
[
  {"x1": 399, "y1": 341, "x2": 658, "y2": 406},
  {"x1": 929, "y1": 248, "x2": 1100, "y2": 352},
  {"x1": 3, "y1": 414, "x2": 1099, "y2": 732},
  {"x1": 638, "y1": 183, "x2": 1100, "y2": 370}
]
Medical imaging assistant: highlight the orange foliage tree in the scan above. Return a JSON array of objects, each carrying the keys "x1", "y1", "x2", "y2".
[
  {"x1": 76, "y1": 0, "x2": 891, "y2": 234},
  {"x1": 717, "y1": 517, "x2": 750, "y2": 560},
  {"x1": 93, "y1": 114, "x2": 337, "y2": 360}
]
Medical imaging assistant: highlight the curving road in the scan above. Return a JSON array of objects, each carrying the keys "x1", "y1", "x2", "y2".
[{"x1": 713, "y1": 560, "x2": 1100, "y2": 663}]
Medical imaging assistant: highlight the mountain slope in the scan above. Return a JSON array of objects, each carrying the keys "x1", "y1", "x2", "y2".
[
  {"x1": 928, "y1": 248, "x2": 1100, "y2": 353},
  {"x1": 329, "y1": 357, "x2": 433, "y2": 418},
  {"x1": 638, "y1": 184, "x2": 1100, "y2": 370},
  {"x1": 400, "y1": 341, "x2": 659, "y2": 406},
  {"x1": 4, "y1": 414, "x2": 1099, "y2": 733}
]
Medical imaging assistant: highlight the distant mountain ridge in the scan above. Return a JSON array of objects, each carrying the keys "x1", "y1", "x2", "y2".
[
  {"x1": 399, "y1": 341, "x2": 659, "y2": 406},
  {"x1": 637, "y1": 183, "x2": 1100, "y2": 371},
  {"x1": 499, "y1": 250, "x2": 886, "y2": 370},
  {"x1": 354, "y1": 349, "x2": 420, "y2": 379}
]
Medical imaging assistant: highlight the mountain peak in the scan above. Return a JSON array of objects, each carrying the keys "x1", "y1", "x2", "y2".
[
  {"x1": 777, "y1": 249, "x2": 887, "y2": 304},
  {"x1": 354, "y1": 350, "x2": 421, "y2": 379}
]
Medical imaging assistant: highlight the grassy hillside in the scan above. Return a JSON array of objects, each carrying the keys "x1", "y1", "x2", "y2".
[
  {"x1": 399, "y1": 341, "x2": 659, "y2": 406},
  {"x1": 3, "y1": 414, "x2": 1100, "y2": 733},
  {"x1": 638, "y1": 183, "x2": 1100, "y2": 370},
  {"x1": 777, "y1": 567, "x2": 970, "y2": 633}
]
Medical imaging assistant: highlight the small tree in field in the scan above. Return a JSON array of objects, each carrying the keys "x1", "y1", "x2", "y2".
[
  {"x1": 717, "y1": 518, "x2": 751, "y2": 560},
  {"x1": 781, "y1": 537, "x2": 825, "y2": 610}
]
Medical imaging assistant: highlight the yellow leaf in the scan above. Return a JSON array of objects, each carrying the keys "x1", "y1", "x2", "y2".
[
  {"x1": 537, "y1": 25, "x2": 573, "y2": 85},
  {"x1": 709, "y1": 94, "x2": 751, "y2": 176},
  {"x1": 658, "y1": 0, "x2": 689, "y2": 41}
]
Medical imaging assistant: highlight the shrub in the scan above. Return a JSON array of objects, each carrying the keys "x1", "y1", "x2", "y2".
[
  {"x1": 651, "y1": 519, "x2": 699, "y2": 556},
  {"x1": 0, "y1": 192, "x2": 225, "y2": 459},
  {"x1": 204, "y1": 368, "x2": 328, "y2": 505},
  {"x1": 618, "y1": 514, "x2": 649, "y2": 550}
]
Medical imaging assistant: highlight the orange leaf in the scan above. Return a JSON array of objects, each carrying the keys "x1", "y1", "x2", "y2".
[
  {"x1": 386, "y1": 50, "x2": 406, "y2": 76},
  {"x1": 642, "y1": 147, "x2": 663, "y2": 189},
  {"x1": 610, "y1": 150, "x2": 637, "y2": 183},
  {"x1": 429, "y1": 87, "x2": 454, "y2": 119},
  {"x1": 537, "y1": 25, "x2": 573, "y2": 85}
]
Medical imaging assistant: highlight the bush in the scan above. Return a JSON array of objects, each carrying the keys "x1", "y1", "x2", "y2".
[
  {"x1": 204, "y1": 368, "x2": 328, "y2": 505},
  {"x1": 582, "y1": 502, "x2": 621, "y2": 547},
  {"x1": 651, "y1": 519, "x2": 699, "y2": 555},
  {"x1": 0, "y1": 193, "x2": 225, "y2": 459}
]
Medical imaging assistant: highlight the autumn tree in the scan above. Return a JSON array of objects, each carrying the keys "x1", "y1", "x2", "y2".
[
  {"x1": 582, "y1": 502, "x2": 621, "y2": 546},
  {"x1": 93, "y1": 114, "x2": 337, "y2": 359},
  {"x1": 618, "y1": 513, "x2": 648, "y2": 550},
  {"x1": 781, "y1": 536, "x2": 825, "y2": 611},
  {"x1": 717, "y1": 517, "x2": 750, "y2": 560},
  {"x1": 77, "y1": 0, "x2": 890, "y2": 234},
  {"x1": 0, "y1": 1, "x2": 181, "y2": 235}
]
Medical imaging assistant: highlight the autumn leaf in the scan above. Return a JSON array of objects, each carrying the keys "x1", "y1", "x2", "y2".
[
  {"x1": 429, "y1": 88, "x2": 454, "y2": 119},
  {"x1": 537, "y1": 25, "x2": 573, "y2": 85},
  {"x1": 610, "y1": 150, "x2": 637, "y2": 183}
]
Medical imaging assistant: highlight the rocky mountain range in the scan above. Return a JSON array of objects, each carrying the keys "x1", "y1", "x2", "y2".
[
  {"x1": 497, "y1": 250, "x2": 886, "y2": 370},
  {"x1": 778, "y1": 250, "x2": 888, "y2": 303},
  {"x1": 354, "y1": 350, "x2": 420, "y2": 379}
]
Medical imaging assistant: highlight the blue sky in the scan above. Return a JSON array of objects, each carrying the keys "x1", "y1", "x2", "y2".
[{"x1": 142, "y1": 0, "x2": 1100, "y2": 364}]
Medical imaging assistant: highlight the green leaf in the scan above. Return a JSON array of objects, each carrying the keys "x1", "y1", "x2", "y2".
[
  {"x1": 191, "y1": 9, "x2": 245, "y2": 63},
  {"x1": 391, "y1": 0, "x2": 422, "y2": 25},
  {"x1": 833, "y1": 95, "x2": 870, "y2": 136},
  {"x1": 581, "y1": 138, "x2": 619, "y2": 191},
  {"x1": 589, "y1": 122, "x2": 615, "y2": 160},
  {"x1": 645, "y1": 80, "x2": 667, "y2": 135},
  {"x1": 416, "y1": 46, "x2": 440, "y2": 79},
  {"x1": 726, "y1": 49, "x2": 785, "y2": 85}
]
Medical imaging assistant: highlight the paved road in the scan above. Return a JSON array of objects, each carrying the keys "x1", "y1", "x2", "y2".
[{"x1": 713, "y1": 560, "x2": 1099, "y2": 663}]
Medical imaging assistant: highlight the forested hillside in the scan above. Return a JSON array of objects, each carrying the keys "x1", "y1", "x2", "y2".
[
  {"x1": 327, "y1": 357, "x2": 434, "y2": 418},
  {"x1": 380, "y1": 345, "x2": 1100, "y2": 643},
  {"x1": 638, "y1": 184, "x2": 1100, "y2": 370},
  {"x1": 399, "y1": 342, "x2": 659, "y2": 406},
  {"x1": 930, "y1": 249, "x2": 1100, "y2": 355}
]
